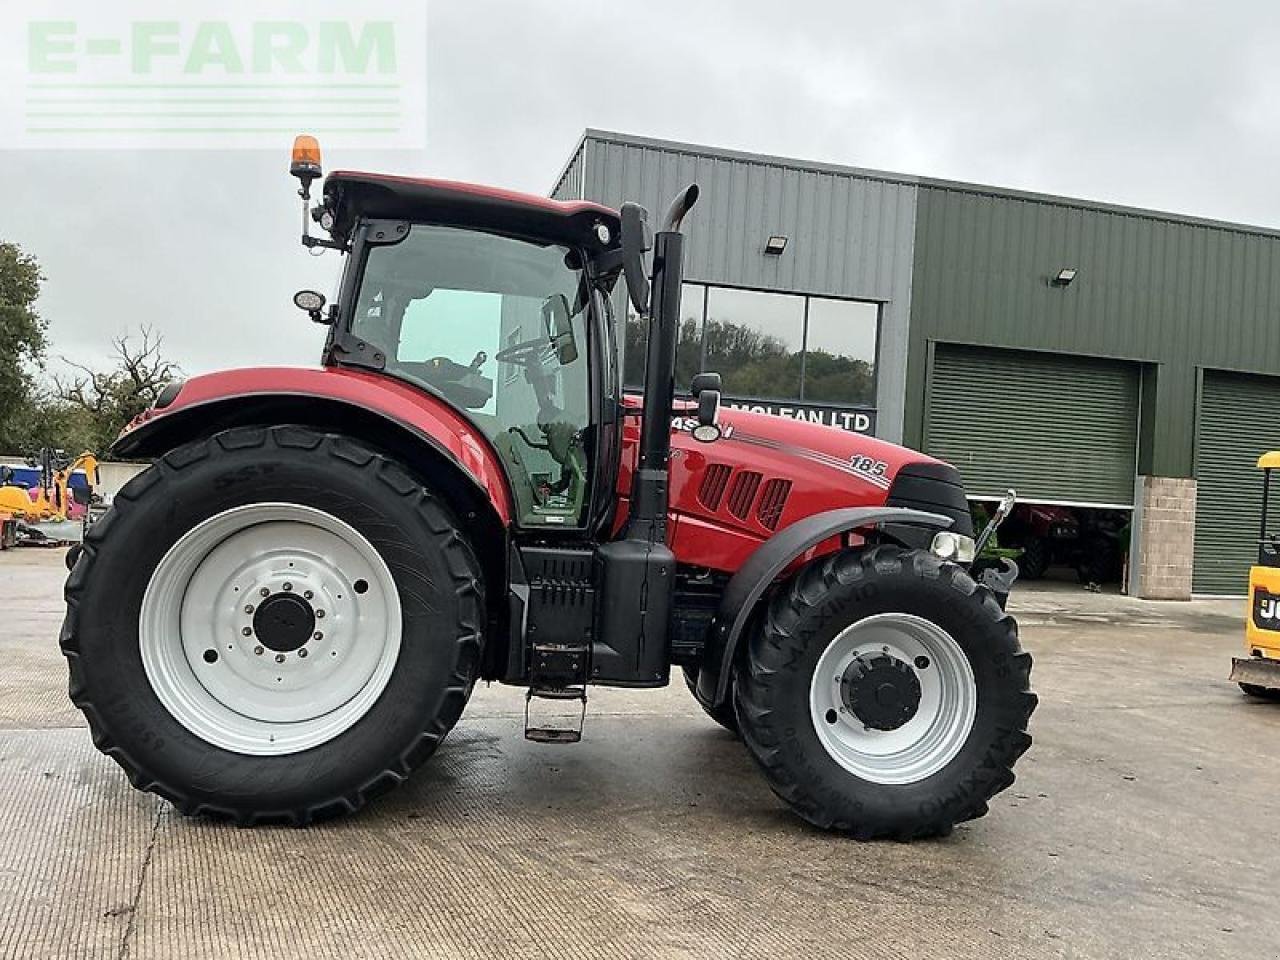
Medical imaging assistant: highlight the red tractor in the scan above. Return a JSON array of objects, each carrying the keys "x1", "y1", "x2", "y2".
[{"x1": 61, "y1": 138, "x2": 1035, "y2": 839}]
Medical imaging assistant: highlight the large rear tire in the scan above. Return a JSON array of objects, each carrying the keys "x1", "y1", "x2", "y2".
[
  {"x1": 735, "y1": 545, "x2": 1036, "y2": 840},
  {"x1": 61, "y1": 426, "x2": 484, "y2": 825}
]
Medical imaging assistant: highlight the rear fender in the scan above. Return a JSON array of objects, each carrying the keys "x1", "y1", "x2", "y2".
[
  {"x1": 114, "y1": 368, "x2": 513, "y2": 522},
  {"x1": 694, "y1": 506, "x2": 953, "y2": 708}
]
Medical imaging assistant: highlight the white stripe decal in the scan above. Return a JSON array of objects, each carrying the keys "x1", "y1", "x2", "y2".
[{"x1": 727, "y1": 433, "x2": 893, "y2": 490}]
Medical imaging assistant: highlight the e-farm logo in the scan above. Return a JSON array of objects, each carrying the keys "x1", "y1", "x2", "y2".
[{"x1": 1, "y1": 2, "x2": 426, "y2": 149}]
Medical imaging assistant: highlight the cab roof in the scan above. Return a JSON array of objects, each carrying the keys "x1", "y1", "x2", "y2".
[{"x1": 323, "y1": 171, "x2": 621, "y2": 251}]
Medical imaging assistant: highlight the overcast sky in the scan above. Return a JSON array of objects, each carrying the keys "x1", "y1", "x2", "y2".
[{"x1": 5, "y1": 0, "x2": 1280, "y2": 377}]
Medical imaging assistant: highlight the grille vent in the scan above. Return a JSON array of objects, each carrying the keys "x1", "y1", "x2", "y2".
[
  {"x1": 755, "y1": 479, "x2": 792, "y2": 530},
  {"x1": 726, "y1": 471, "x2": 763, "y2": 520},
  {"x1": 698, "y1": 463, "x2": 732, "y2": 510}
]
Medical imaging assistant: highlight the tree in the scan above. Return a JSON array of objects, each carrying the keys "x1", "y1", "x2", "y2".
[
  {"x1": 0, "y1": 243, "x2": 48, "y2": 451},
  {"x1": 52, "y1": 326, "x2": 182, "y2": 453}
]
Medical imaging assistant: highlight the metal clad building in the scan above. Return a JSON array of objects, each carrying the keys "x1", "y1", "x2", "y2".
[
  {"x1": 554, "y1": 131, "x2": 918, "y2": 442},
  {"x1": 554, "y1": 130, "x2": 1280, "y2": 598}
]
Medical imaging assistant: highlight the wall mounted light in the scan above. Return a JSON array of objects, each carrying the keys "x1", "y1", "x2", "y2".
[
  {"x1": 1051, "y1": 267, "x2": 1078, "y2": 287},
  {"x1": 764, "y1": 235, "x2": 789, "y2": 256}
]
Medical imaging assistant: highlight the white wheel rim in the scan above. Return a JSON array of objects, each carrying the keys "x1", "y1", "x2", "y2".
[
  {"x1": 808, "y1": 613, "x2": 977, "y2": 785},
  {"x1": 139, "y1": 503, "x2": 401, "y2": 756}
]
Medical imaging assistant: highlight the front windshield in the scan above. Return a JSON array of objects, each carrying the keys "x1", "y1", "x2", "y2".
[{"x1": 351, "y1": 224, "x2": 593, "y2": 529}]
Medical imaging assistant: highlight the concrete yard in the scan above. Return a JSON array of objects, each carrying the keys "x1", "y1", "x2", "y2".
[{"x1": 2, "y1": 547, "x2": 1278, "y2": 960}]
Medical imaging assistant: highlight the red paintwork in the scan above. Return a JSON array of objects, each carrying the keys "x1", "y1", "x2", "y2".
[
  {"x1": 618, "y1": 396, "x2": 946, "y2": 572},
  {"x1": 127, "y1": 370, "x2": 945, "y2": 575},
  {"x1": 1012, "y1": 503, "x2": 1078, "y2": 538},
  {"x1": 121, "y1": 367, "x2": 515, "y2": 524},
  {"x1": 327, "y1": 170, "x2": 619, "y2": 221}
]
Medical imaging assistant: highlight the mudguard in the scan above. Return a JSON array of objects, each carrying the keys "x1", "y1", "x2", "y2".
[
  {"x1": 113, "y1": 366, "x2": 515, "y2": 526},
  {"x1": 694, "y1": 506, "x2": 953, "y2": 707}
]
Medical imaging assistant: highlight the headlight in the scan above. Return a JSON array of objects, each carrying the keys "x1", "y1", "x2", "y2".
[{"x1": 931, "y1": 530, "x2": 977, "y2": 563}]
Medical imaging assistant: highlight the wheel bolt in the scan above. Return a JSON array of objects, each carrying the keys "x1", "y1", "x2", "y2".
[
  {"x1": 260, "y1": 587, "x2": 270, "y2": 597},
  {"x1": 242, "y1": 627, "x2": 252, "y2": 636},
  {"x1": 275, "y1": 653, "x2": 286, "y2": 664},
  {"x1": 254, "y1": 645, "x2": 264, "y2": 656},
  {"x1": 298, "y1": 648, "x2": 308, "y2": 659},
  {"x1": 304, "y1": 590, "x2": 313, "y2": 600},
  {"x1": 283, "y1": 582, "x2": 292, "y2": 592},
  {"x1": 914, "y1": 655, "x2": 931, "y2": 670},
  {"x1": 316, "y1": 609, "x2": 325, "y2": 619},
  {"x1": 313, "y1": 631, "x2": 323, "y2": 641},
  {"x1": 244, "y1": 605, "x2": 254, "y2": 615}
]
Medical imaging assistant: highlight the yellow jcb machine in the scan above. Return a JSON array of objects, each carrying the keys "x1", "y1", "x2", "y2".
[{"x1": 1232, "y1": 452, "x2": 1280, "y2": 700}]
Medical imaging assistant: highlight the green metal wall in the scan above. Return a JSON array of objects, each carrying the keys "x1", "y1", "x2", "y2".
[
  {"x1": 1193, "y1": 371, "x2": 1280, "y2": 594},
  {"x1": 905, "y1": 186, "x2": 1280, "y2": 479}
]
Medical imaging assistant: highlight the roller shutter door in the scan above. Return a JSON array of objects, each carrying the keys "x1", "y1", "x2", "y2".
[
  {"x1": 925, "y1": 344, "x2": 1139, "y2": 505},
  {"x1": 1193, "y1": 371, "x2": 1280, "y2": 594}
]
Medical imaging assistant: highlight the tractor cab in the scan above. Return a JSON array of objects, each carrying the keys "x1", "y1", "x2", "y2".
[
  {"x1": 1231, "y1": 451, "x2": 1280, "y2": 699},
  {"x1": 322, "y1": 173, "x2": 608, "y2": 530}
]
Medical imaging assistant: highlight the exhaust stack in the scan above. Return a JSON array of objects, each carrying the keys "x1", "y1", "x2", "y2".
[{"x1": 593, "y1": 185, "x2": 699, "y2": 686}]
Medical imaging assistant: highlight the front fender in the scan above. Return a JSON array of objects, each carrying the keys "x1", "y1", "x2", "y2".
[{"x1": 695, "y1": 506, "x2": 953, "y2": 707}]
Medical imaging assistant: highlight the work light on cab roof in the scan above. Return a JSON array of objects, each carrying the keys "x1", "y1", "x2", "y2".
[{"x1": 60, "y1": 132, "x2": 1036, "y2": 841}]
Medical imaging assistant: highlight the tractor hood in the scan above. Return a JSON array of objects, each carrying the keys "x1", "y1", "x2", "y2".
[{"x1": 649, "y1": 403, "x2": 974, "y2": 571}]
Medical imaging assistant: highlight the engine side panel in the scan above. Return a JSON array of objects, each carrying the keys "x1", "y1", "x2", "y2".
[{"x1": 617, "y1": 402, "x2": 957, "y2": 572}]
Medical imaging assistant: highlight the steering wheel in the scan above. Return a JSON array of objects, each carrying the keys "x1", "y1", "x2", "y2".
[{"x1": 495, "y1": 337, "x2": 551, "y2": 367}]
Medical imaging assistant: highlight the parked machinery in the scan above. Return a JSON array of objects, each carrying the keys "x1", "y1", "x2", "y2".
[
  {"x1": 60, "y1": 137, "x2": 1036, "y2": 838},
  {"x1": 1231, "y1": 452, "x2": 1280, "y2": 700}
]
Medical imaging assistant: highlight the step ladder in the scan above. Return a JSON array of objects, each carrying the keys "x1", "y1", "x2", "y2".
[
  {"x1": 524, "y1": 641, "x2": 589, "y2": 743},
  {"x1": 524, "y1": 686, "x2": 587, "y2": 744}
]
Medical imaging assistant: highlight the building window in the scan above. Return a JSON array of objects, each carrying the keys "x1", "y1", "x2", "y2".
[
  {"x1": 802, "y1": 297, "x2": 879, "y2": 406},
  {"x1": 623, "y1": 282, "x2": 705, "y2": 392},
  {"x1": 703, "y1": 287, "x2": 804, "y2": 402},
  {"x1": 621, "y1": 283, "x2": 879, "y2": 408}
]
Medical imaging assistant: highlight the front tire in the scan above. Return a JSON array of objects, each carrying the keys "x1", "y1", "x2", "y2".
[
  {"x1": 61, "y1": 426, "x2": 484, "y2": 824},
  {"x1": 735, "y1": 546, "x2": 1036, "y2": 840}
]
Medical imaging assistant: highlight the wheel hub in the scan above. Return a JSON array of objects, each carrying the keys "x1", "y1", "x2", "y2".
[
  {"x1": 809, "y1": 613, "x2": 978, "y2": 785},
  {"x1": 841, "y1": 654, "x2": 922, "y2": 731},
  {"x1": 252, "y1": 593, "x2": 315, "y2": 652},
  {"x1": 139, "y1": 503, "x2": 402, "y2": 756}
]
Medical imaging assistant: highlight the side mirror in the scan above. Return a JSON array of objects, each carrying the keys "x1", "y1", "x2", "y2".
[
  {"x1": 71, "y1": 486, "x2": 92, "y2": 507},
  {"x1": 690, "y1": 372, "x2": 722, "y2": 397},
  {"x1": 619, "y1": 202, "x2": 652, "y2": 316},
  {"x1": 541, "y1": 294, "x2": 578, "y2": 365}
]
